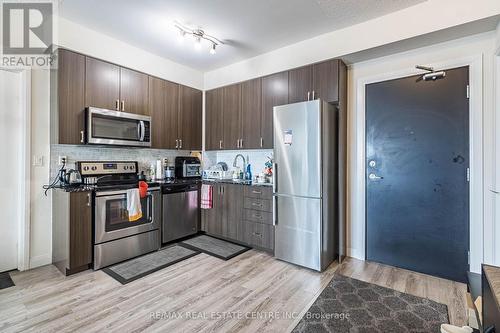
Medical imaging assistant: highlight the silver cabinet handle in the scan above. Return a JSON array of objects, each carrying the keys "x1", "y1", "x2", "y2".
[
  {"x1": 368, "y1": 173, "x2": 383, "y2": 180},
  {"x1": 219, "y1": 140, "x2": 223, "y2": 149},
  {"x1": 80, "y1": 130, "x2": 85, "y2": 143},
  {"x1": 240, "y1": 139, "x2": 244, "y2": 148},
  {"x1": 86, "y1": 193, "x2": 91, "y2": 207},
  {"x1": 175, "y1": 139, "x2": 179, "y2": 149},
  {"x1": 179, "y1": 139, "x2": 182, "y2": 149},
  {"x1": 253, "y1": 214, "x2": 263, "y2": 220},
  {"x1": 115, "y1": 99, "x2": 120, "y2": 111},
  {"x1": 307, "y1": 91, "x2": 310, "y2": 101},
  {"x1": 312, "y1": 91, "x2": 316, "y2": 99},
  {"x1": 252, "y1": 202, "x2": 263, "y2": 207},
  {"x1": 121, "y1": 100, "x2": 125, "y2": 111},
  {"x1": 252, "y1": 190, "x2": 262, "y2": 194},
  {"x1": 273, "y1": 163, "x2": 277, "y2": 193},
  {"x1": 260, "y1": 137, "x2": 263, "y2": 148}
]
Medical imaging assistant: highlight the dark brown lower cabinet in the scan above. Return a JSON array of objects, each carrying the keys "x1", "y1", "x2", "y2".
[
  {"x1": 201, "y1": 183, "x2": 274, "y2": 252},
  {"x1": 52, "y1": 191, "x2": 93, "y2": 276}
]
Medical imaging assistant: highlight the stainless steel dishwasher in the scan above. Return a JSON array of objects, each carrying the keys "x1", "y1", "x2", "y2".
[{"x1": 162, "y1": 182, "x2": 200, "y2": 243}]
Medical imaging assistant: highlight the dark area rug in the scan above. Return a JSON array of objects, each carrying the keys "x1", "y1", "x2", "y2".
[
  {"x1": 179, "y1": 235, "x2": 250, "y2": 260},
  {"x1": 103, "y1": 245, "x2": 200, "y2": 284},
  {"x1": 0, "y1": 272, "x2": 15, "y2": 289},
  {"x1": 293, "y1": 274, "x2": 449, "y2": 333}
]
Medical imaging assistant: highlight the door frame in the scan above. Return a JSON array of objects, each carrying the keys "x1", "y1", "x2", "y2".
[
  {"x1": 353, "y1": 55, "x2": 483, "y2": 273},
  {"x1": 1, "y1": 68, "x2": 32, "y2": 271}
]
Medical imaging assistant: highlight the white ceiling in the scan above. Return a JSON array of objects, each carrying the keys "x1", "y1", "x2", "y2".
[{"x1": 59, "y1": 0, "x2": 426, "y2": 72}]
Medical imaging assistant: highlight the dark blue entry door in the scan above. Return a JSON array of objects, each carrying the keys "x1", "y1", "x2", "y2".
[{"x1": 366, "y1": 66, "x2": 470, "y2": 282}]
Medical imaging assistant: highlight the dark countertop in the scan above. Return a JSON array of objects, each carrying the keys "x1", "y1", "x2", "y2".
[{"x1": 202, "y1": 178, "x2": 273, "y2": 187}]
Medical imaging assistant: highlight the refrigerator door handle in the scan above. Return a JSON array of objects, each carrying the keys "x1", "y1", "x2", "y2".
[
  {"x1": 273, "y1": 163, "x2": 277, "y2": 193},
  {"x1": 273, "y1": 195, "x2": 278, "y2": 226}
]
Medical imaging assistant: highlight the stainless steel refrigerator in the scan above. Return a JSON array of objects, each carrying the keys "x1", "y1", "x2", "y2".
[{"x1": 273, "y1": 100, "x2": 338, "y2": 271}]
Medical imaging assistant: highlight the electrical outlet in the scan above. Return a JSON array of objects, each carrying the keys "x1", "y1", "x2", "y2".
[{"x1": 58, "y1": 156, "x2": 67, "y2": 166}]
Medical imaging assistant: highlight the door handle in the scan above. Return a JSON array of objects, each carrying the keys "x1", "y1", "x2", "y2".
[
  {"x1": 219, "y1": 140, "x2": 223, "y2": 149},
  {"x1": 175, "y1": 139, "x2": 179, "y2": 149},
  {"x1": 312, "y1": 91, "x2": 316, "y2": 100},
  {"x1": 121, "y1": 100, "x2": 125, "y2": 111},
  {"x1": 260, "y1": 137, "x2": 263, "y2": 148},
  {"x1": 80, "y1": 130, "x2": 85, "y2": 143},
  {"x1": 115, "y1": 99, "x2": 120, "y2": 111},
  {"x1": 307, "y1": 91, "x2": 310, "y2": 101},
  {"x1": 273, "y1": 163, "x2": 277, "y2": 193},
  {"x1": 86, "y1": 193, "x2": 91, "y2": 207},
  {"x1": 368, "y1": 173, "x2": 383, "y2": 180},
  {"x1": 179, "y1": 139, "x2": 182, "y2": 149},
  {"x1": 273, "y1": 195, "x2": 278, "y2": 226},
  {"x1": 139, "y1": 121, "x2": 145, "y2": 141},
  {"x1": 240, "y1": 139, "x2": 243, "y2": 148}
]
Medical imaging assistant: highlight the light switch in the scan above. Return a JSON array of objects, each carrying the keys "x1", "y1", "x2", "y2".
[{"x1": 33, "y1": 155, "x2": 44, "y2": 167}]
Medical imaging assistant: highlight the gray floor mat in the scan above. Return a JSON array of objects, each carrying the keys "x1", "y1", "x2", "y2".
[{"x1": 179, "y1": 235, "x2": 250, "y2": 260}]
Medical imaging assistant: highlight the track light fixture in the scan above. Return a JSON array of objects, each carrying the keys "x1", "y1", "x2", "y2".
[{"x1": 175, "y1": 23, "x2": 223, "y2": 55}]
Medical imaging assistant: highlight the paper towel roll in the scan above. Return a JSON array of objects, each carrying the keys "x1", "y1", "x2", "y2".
[{"x1": 156, "y1": 160, "x2": 164, "y2": 180}]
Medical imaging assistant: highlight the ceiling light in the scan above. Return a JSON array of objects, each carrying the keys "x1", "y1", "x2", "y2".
[
  {"x1": 174, "y1": 23, "x2": 223, "y2": 55},
  {"x1": 194, "y1": 36, "x2": 202, "y2": 50}
]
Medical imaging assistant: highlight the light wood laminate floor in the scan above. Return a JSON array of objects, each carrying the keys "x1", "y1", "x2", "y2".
[{"x1": 0, "y1": 251, "x2": 467, "y2": 332}]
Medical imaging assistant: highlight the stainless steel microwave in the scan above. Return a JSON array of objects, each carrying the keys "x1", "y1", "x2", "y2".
[{"x1": 85, "y1": 107, "x2": 151, "y2": 147}]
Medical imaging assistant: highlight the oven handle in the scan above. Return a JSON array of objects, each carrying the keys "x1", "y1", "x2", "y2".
[{"x1": 95, "y1": 187, "x2": 160, "y2": 197}]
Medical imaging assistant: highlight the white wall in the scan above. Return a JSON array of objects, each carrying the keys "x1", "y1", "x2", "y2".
[
  {"x1": 29, "y1": 69, "x2": 52, "y2": 268},
  {"x1": 204, "y1": 0, "x2": 500, "y2": 89}
]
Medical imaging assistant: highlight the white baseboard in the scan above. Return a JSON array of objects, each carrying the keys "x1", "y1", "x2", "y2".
[
  {"x1": 347, "y1": 247, "x2": 364, "y2": 260},
  {"x1": 29, "y1": 254, "x2": 51, "y2": 269}
]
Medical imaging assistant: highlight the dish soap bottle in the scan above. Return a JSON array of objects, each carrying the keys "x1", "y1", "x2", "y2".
[{"x1": 245, "y1": 163, "x2": 252, "y2": 181}]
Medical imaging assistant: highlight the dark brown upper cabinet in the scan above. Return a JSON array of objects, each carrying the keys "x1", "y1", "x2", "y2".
[
  {"x1": 120, "y1": 68, "x2": 149, "y2": 115},
  {"x1": 222, "y1": 84, "x2": 242, "y2": 150},
  {"x1": 179, "y1": 85, "x2": 202, "y2": 150},
  {"x1": 288, "y1": 59, "x2": 341, "y2": 104},
  {"x1": 53, "y1": 49, "x2": 86, "y2": 145},
  {"x1": 148, "y1": 76, "x2": 179, "y2": 149},
  {"x1": 85, "y1": 57, "x2": 120, "y2": 110},
  {"x1": 240, "y1": 78, "x2": 262, "y2": 149},
  {"x1": 313, "y1": 59, "x2": 340, "y2": 103},
  {"x1": 85, "y1": 57, "x2": 149, "y2": 115},
  {"x1": 205, "y1": 89, "x2": 224, "y2": 150},
  {"x1": 261, "y1": 72, "x2": 288, "y2": 149},
  {"x1": 288, "y1": 65, "x2": 313, "y2": 103}
]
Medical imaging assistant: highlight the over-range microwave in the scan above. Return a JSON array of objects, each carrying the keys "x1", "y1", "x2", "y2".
[{"x1": 85, "y1": 107, "x2": 151, "y2": 147}]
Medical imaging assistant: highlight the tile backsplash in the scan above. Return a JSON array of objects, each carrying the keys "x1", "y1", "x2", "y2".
[
  {"x1": 50, "y1": 144, "x2": 192, "y2": 177},
  {"x1": 203, "y1": 149, "x2": 273, "y2": 175}
]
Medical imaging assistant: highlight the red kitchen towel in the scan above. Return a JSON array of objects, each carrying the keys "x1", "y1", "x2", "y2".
[{"x1": 201, "y1": 184, "x2": 213, "y2": 209}]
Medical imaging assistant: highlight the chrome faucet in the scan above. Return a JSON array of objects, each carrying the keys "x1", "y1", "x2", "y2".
[{"x1": 233, "y1": 154, "x2": 246, "y2": 177}]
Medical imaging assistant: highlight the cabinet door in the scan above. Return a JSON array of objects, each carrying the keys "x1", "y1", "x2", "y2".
[
  {"x1": 148, "y1": 77, "x2": 179, "y2": 149},
  {"x1": 313, "y1": 59, "x2": 339, "y2": 103},
  {"x1": 120, "y1": 68, "x2": 149, "y2": 115},
  {"x1": 240, "y1": 78, "x2": 262, "y2": 149},
  {"x1": 69, "y1": 192, "x2": 92, "y2": 270},
  {"x1": 56, "y1": 49, "x2": 85, "y2": 144},
  {"x1": 203, "y1": 184, "x2": 222, "y2": 236},
  {"x1": 85, "y1": 57, "x2": 120, "y2": 110},
  {"x1": 221, "y1": 184, "x2": 243, "y2": 240},
  {"x1": 205, "y1": 88, "x2": 224, "y2": 150},
  {"x1": 288, "y1": 65, "x2": 312, "y2": 104},
  {"x1": 222, "y1": 84, "x2": 241, "y2": 150},
  {"x1": 261, "y1": 72, "x2": 288, "y2": 149},
  {"x1": 179, "y1": 85, "x2": 202, "y2": 150}
]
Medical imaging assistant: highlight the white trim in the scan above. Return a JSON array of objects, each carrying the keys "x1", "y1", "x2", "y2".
[
  {"x1": 354, "y1": 55, "x2": 484, "y2": 273},
  {"x1": 18, "y1": 69, "x2": 31, "y2": 271},
  {"x1": 29, "y1": 254, "x2": 51, "y2": 269}
]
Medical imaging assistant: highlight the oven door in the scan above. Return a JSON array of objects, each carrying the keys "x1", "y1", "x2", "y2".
[
  {"x1": 95, "y1": 188, "x2": 160, "y2": 244},
  {"x1": 87, "y1": 107, "x2": 151, "y2": 147}
]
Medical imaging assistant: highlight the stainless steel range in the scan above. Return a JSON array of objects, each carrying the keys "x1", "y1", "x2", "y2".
[{"x1": 76, "y1": 161, "x2": 161, "y2": 270}]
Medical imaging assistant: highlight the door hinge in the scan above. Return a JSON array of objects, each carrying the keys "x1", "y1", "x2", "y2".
[
  {"x1": 466, "y1": 168, "x2": 470, "y2": 182},
  {"x1": 468, "y1": 251, "x2": 470, "y2": 265},
  {"x1": 466, "y1": 85, "x2": 470, "y2": 99}
]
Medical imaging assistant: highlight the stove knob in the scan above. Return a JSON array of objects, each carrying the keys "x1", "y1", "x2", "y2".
[
  {"x1": 130, "y1": 165, "x2": 135, "y2": 171},
  {"x1": 91, "y1": 166, "x2": 97, "y2": 171},
  {"x1": 83, "y1": 166, "x2": 89, "y2": 171},
  {"x1": 124, "y1": 165, "x2": 128, "y2": 170}
]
